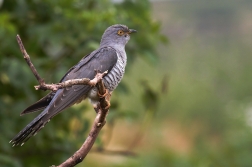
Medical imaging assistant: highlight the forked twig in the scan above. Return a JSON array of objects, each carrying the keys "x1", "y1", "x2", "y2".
[
  {"x1": 16, "y1": 35, "x2": 110, "y2": 167},
  {"x1": 54, "y1": 79, "x2": 110, "y2": 167}
]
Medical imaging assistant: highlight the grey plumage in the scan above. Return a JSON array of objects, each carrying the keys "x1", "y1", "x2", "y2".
[
  {"x1": 104, "y1": 49, "x2": 127, "y2": 91},
  {"x1": 10, "y1": 24, "x2": 136, "y2": 146}
]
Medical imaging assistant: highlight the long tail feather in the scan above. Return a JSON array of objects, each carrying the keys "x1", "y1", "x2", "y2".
[{"x1": 10, "y1": 112, "x2": 48, "y2": 146}]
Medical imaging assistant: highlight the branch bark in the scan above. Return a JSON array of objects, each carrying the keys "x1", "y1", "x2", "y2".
[
  {"x1": 34, "y1": 71, "x2": 107, "y2": 91},
  {"x1": 17, "y1": 35, "x2": 110, "y2": 167},
  {"x1": 54, "y1": 79, "x2": 110, "y2": 167}
]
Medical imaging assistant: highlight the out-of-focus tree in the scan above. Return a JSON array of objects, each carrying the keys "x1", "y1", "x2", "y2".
[{"x1": 0, "y1": 0, "x2": 166, "y2": 166}]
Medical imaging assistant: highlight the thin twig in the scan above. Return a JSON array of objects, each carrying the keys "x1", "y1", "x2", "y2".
[
  {"x1": 34, "y1": 71, "x2": 108, "y2": 91},
  {"x1": 16, "y1": 35, "x2": 45, "y2": 85}
]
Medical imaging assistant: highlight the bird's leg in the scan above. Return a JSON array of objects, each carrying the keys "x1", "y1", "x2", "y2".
[
  {"x1": 105, "y1": 92, "x2": 111, "y2": 110},
  {"x1": 97, "y1": 90, "x2": 111, "y2": 110}
]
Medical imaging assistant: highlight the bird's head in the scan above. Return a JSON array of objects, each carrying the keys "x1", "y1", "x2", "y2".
[{"x1": 100, "y1": 24, "x2": 137, "y2": 48}]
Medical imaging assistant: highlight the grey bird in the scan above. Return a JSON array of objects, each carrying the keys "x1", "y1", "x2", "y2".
[{"x1": 10, "y1": 24, "x2": 136, "y2": 146}]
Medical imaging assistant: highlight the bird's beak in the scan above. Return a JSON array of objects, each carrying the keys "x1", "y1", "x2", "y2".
[{"x1": 128, "y1": 29, "x2": 137, "y2": 34}]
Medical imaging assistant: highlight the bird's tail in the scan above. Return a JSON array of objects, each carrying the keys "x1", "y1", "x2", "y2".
[{"x1": 10, "y1": 111, "x2": 49, "y2": 146}]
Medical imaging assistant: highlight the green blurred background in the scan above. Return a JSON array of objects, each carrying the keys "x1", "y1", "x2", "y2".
[{"x1": 1, "y1": 0, "x2": 252, "y2": 166}]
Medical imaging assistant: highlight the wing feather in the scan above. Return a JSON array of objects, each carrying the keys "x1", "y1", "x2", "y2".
[{"x1": 42, "y1": 46, "x2": 118, "y2": 119}]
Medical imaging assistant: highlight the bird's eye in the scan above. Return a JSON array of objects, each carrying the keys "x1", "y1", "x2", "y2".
[{"x1": 117, "y1": 30, "x2": 124, "y2": 36}]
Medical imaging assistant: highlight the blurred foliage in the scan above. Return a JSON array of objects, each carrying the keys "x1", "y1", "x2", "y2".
[
  {"x1": 0, "y1": 0, "x2": 164, "y2": 166},
  {"x1": 152, "y1": 1, "x2": 252, "y2": 167},
  {"x1": 88, "y1": 1, "x2": 252, "y2": 167},
  {"x1": 2, "y1": 0, "x2": 252, "y2": 167}
]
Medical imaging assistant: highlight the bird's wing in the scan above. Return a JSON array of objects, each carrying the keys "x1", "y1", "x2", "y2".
[
  {"x1": 44, "y1": 46, "x2": 118, "y2": 117},
  {"x1": 20, "y1": 52, "x2": 95, "y2": 116},
  {"x1": 20, "y1": 63, "x2": 82, "y2": 116},
  {"x1": 20, "y1": 51, "x2": 100, "y2": 115}
]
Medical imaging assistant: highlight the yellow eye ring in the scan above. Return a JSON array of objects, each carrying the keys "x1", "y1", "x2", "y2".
[{"x1": 117, "y1": 30, "x2": 124, "y2": 36}]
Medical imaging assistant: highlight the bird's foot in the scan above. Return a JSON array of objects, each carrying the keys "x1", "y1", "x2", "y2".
[
  {"x1": 97, "y1": 89, "x2": 108, "y2": 98},
  {"x1": 103, "y1": 102, "x2": 110, "y2": 110},
  {"x1": 97, "y1": 89, "x2": 111, "y2": 110}
]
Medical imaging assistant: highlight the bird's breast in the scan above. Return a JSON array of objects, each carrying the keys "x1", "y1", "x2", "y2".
[{"x1": 103, "y1": 50, "x2": 127, "y2": 91}]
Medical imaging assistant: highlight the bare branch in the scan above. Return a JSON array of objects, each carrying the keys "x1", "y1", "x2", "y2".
[
  {"x1": 55, "y1": 79, "x2": 110, "y2": 167},
  {"x1": 34, "y1": 71, "x2": 108, "y2": 91},
  {"x1": 17, "y1": 35, "x2": 111, "y2": 167}
]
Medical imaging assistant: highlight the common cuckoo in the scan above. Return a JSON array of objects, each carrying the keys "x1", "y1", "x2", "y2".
[{"x1": 10, "y1": 24, "x2": 136, "y2": 146}]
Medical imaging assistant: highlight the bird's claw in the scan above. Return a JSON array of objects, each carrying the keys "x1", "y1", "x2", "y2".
[
  {"x1": 103, "y1": 103, "x2": 110, "y2": 110},
  {"x1": 97, "y1": 89, "x2": 108, "y2": 98}
]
